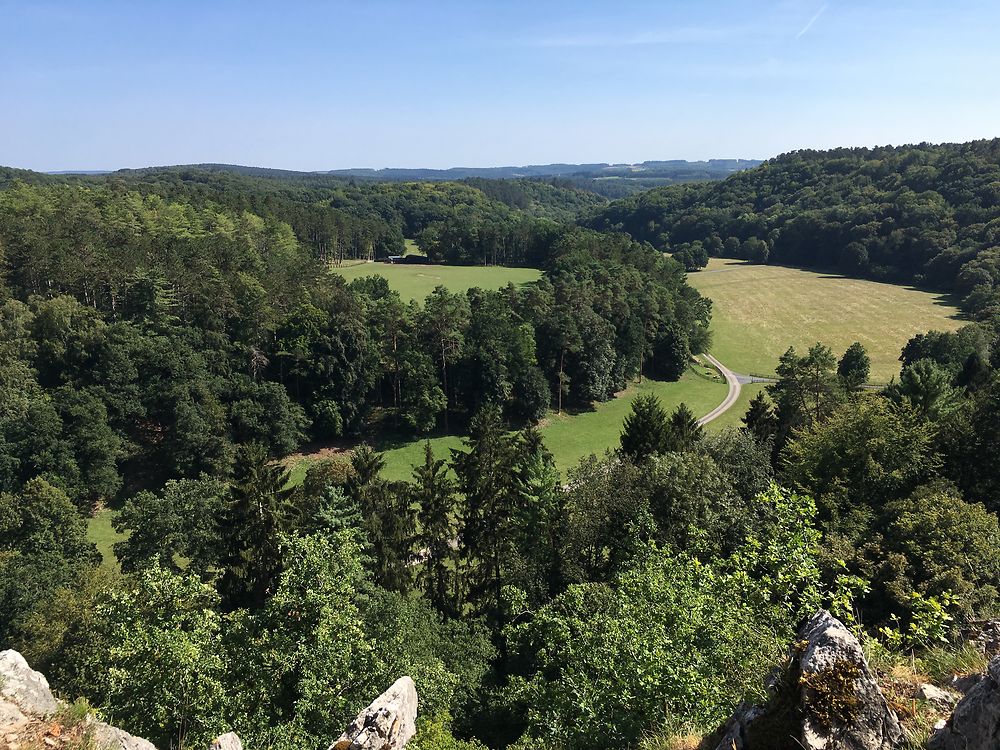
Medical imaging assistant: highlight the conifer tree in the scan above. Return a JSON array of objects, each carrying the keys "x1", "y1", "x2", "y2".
[
  {"x1": 452, "y1": 406, "x2": 519, "y2": 622},
  {"x1": 218, "y1": 444, "x2": 297, "y2": 610},
  {"x1": 619, "y1": 394, "x2": 670, "y2": 461},
  {"x1": 349, "y1": 444, "x2": 415, "y2": 592},
  {"x1": 742, "y1": 391, "x2": 779, "y2": 444},
  {"x1": 665, "y1": 403, "x2": 703, "y2": 452},
  {"x1": 412, "y1": 441, "x2": 458, "y2": 612},
  {"x1": 512, "y1": 429, "x2": 564, "y2": 604}
]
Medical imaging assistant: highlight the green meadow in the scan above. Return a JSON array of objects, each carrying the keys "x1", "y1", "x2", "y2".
[
  {"x1": 333, "y1": 261, "x2": 543, "y2": 302},
  {"x1": 688, "y1": 258, "x2": 964, "y2": 382}
]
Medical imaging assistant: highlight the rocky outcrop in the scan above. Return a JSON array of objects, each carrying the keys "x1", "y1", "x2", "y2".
[
  {"x1": 0, "y1": 650, "x2": 59, "y2": 717},
  {"x1": 918, "y1": 683, "x2": 959, "y2": 711},
  {"x1": 209, "y1": 732, "x2": 244, "y2": 750},
  {"x1": 91, "y1": 723, "x2": 158, "y2": 750},
  {"x1": 331, "y1": 677, "x2": 418, "y2": 750},
  {"x1": 965, "y1": 619, "x2": 1000, "y2": 659},
  {"x1": 928, "y1": 655, "x2": 1000, "y2": 750},
  {"x1": 710, "y1": 610, "x2": 904, "y2": 750},
  {"x1": 0, "y1": 650, "x2": 157, "y2": 750}
]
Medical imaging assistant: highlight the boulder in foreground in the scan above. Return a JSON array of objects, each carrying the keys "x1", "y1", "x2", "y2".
[
  {"x1": 711, "y1": 610, "x2": 904, "y2": 750},
  {"x1": 928, "y1": 655, "x2": 1000, "y2": 750},
  {"x1": 331, "y1": 677, "x2": 418, "y2": 750},
  {"x1": 0, "y1": 650, "x2": 58, "y2": 717}
]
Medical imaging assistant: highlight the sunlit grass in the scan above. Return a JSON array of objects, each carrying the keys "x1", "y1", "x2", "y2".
[{"x1": 688, "y1": 258, "x2": 964, "y2": 381}]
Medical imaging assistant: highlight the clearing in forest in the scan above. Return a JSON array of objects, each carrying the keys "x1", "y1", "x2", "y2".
[
  {"x1": 333, "y1": 262, "x2": 543, "y2": 302},
  {"x1": 688, "y1": 258, "x2": 964, "y2": 382}
]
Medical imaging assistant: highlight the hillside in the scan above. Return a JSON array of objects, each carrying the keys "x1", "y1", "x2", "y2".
[
  {"x1": 6, "y1": 142, "x2": 1000, "y2": 750},
  {"x1": 689, "y1": 259, "x2": 964, "y2": 381},
  {"x1": 586, "y1": 139, "x2": 1000, "y2": 318}
]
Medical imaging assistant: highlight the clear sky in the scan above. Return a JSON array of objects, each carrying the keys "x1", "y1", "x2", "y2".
[{"x1": 2, "y1": 0, "x2": 997, "y2": 171}]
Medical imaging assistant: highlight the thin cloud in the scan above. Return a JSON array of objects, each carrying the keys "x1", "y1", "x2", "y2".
[{"x1": 795, "y1": 4, "x2": 828, "y2": 39}]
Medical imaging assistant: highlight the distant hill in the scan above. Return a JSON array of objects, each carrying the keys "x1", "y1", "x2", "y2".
[
  {"x1": 323, "y1": 159, "x2": 761, "y2": 181},
  {"x1": 584, "y1": 138, "x2": 1000, "y2": 317},
  {"x1": 22, "y1": 160, "x2": 761, "y2": 199},
  {"x1": 322, "y1": 159, "x2": 762, "y2": 197}
]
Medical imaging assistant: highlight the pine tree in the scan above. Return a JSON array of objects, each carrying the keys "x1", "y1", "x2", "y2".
[
  {"x1": 742, "y1": 391, "x2": 779, "y2": 444},
  {"x1": 619, "y1": 393, "x2": 670, "y2": 461},
  {"x1": 665, "y1": 403, "x2": 703, "y2": 452},
  {"x1": 452, "y1": 406, "x2": 519, "y2": 622},
  {"x1": 512, "y1": 431, "x2": 564, "y2": 604},
  {"x1": 218, "y1": 444, "x2": 297, "y2": 610},
  {"x1": 412, "y1": 441, "x2": 457, "y2": 612},
  {"x1": 314, "y1": 485, "x2": 363, "y2": 536},
  {"x1": 348, "y1": 444, "x2": 415, "y2": 592}
]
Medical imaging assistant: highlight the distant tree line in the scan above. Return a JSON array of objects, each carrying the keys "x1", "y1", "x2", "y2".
[
  {"x1": 586, "y1": 139, "x2": 1000, "y2": 316},
  {"x1": 0, "y1": 181, "x2": 710, "y2": 509}
]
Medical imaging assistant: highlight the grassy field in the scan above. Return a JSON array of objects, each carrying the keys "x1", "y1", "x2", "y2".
[
  {"x1": 287, "y1": 365, "x2": 728, "y2": 483},
  {"x1": 688, "y1": 259, "x2": 964, "y2": 381},
  {"x1": 87, "y1": 508, "x2": 124, "y2": 569},
  {"x1": 333, "y1": 262, "x2": 542, "y2": 303}
]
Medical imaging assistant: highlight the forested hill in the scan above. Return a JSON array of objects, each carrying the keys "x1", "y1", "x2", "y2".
[
  {"x1": 1, "y1": 164, "x2": 615, "y2": 261},
  {"x1": 585, "y1": 139, "x2": 1000, "y2": 318}
]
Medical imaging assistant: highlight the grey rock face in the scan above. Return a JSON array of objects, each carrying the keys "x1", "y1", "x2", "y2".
[
  {"x1": 208, "y1": 732, "x2": 243, "y2": 750},
  {"x1": 0, "y1": 698, "x2": 29, "y2": 729},
  {"x1": 91, "y1": 723, "x2": 158, "y2": 750},
  {"x1": 331, "y1": 677, "x2": 418, "y2": 750},
  {"x1": 712, "y1": 610, "x2": 904, "y2": 750},
  {"x1": 928, "y1": 655, "x2": 1000, "y2": 750},
  {"x1": 918, "y1": 683, "x2": 959, "y2": 710},
  {"x1": 0, "y1": 651, "x2": 58, "y2": 717}
]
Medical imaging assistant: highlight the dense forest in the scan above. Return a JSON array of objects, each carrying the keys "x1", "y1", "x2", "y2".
[
  {"x1": 0, "y1": 176, "x2": 710, "y2": 502},
  {"x1": 587, "y1": 139, "x2": 1000, "y2": 319},
  {"x1": 2, "y1": 147, "x2": 1000, "y2": 750}
]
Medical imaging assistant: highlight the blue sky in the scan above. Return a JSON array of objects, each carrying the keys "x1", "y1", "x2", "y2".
[{"x1": 1, "y1": 1, "x2": 997, "y2": 171}]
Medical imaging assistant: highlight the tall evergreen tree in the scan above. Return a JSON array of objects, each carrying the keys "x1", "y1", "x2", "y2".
[
  {"x1": 218, "y1": 444, "x2": 297, "y2": 610},
  {"x1": 349, "y1": 444, "x2": 415, "y2": 592},
  {"x1": 512, "y1": 430, "x2": 564, "y2": 604},
  {"x1": 664, "y1": 403, "x2": 703, "y2": 452},
  {"x1": 412, "y1": 441, "x2": 458, "y2": 612},
  {"x1": 452, "y1": 406, "x2": 520, "y2": 622},
  {"x1": 619, "y1": 394, "x2": 670, "y2": 461},
  {"x1": 742, "y1": 391, "x2": 779, "y2": 444}
]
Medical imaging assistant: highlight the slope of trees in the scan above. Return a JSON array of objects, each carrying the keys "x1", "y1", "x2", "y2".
[
  {"x1": 0, "y1": 179, "x2": 711, "y2": 505},
  {"x1": 5, "y1": 149, "x2": 1000, "y2": 750},
  {"x1": 586, "y1": 139, "x2": 1000, "y2": 317}
]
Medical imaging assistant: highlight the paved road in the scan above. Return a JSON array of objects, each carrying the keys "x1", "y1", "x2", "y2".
[{"x1": 698, "y1": 354, "x2": 742, "y2": 426}]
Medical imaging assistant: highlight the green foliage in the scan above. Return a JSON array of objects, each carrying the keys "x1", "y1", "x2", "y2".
[
  {"x1": 886, "y1": 358, "x2": 962, "y2": 419},
  {"x1": 838, "y1": 342, "x2": 870, "y2": 390},
  {"x1": 640, "y1": 451, "x2": 742, "y2": 554},
  {"x1": 113, "y1": 476, "x2": 228, "y2": 577},
  {"x1": 769, "y1": 343, "x2": 843, "y2": 442},
  {"x1": 506, "y1": 544, "x2": 799, "y2": 748},
  {"x1": 413, "y1": 442, "x2": 459, "y2": 611},
  {"x1": 218, "y1": 446, "x2": 298, "y2": 609},
  {"x1": 742, "y1": 390, "x2": 779, "y2": 444},
  {"x1": 225, "y1": 532, "x2": 373, "y2": 747},
  {"x1": 619, "y1": 393, "x2": 670, "y2": 461},
  {"x1": 0, "y1": 478, "x2": 99, "y2": 644},
  {"x1": 63, "y1": 566, "x2": 228, "y2": 750},
  {"x1": 783, "y1": 395, "x2": 939, "y2": 522},
  {"x1": 860, "y1": 485, "x2": 1000, "y2": 626},
  {"x1": 410, "y1": 714, "x2": 489, "y2": 750},
  {"x1": 664, "y1": 402, "x2": 703, "y2": 451}
]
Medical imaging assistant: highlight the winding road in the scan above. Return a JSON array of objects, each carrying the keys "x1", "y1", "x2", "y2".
[{"x1": 697, "y1": 354, "x2": 742, "y2": 426}]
